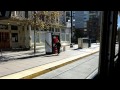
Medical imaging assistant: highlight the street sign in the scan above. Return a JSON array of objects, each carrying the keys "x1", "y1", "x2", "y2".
[{"x1": 0, "y1": 11, "x2": 11, "y2": 19}]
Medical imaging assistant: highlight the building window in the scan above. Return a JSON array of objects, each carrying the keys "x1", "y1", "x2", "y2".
[
  {"x1": 84, "y1": 22, "x2": 87, "y2": 27},
  {"x1": 12, "y1": 33, "x2": 18, "y2": 42},
  {"x1": 16, "y1": 11, "x2": 20, "y2": 16},
  {"x1": 0, "y1": 24, "x2": 8, "y2": 30},
  {"x1": 66, "y1": 18, "x2": 69, "y2": 22},
  {"x1": 61, "y1": 33, "x2": 65, "y2": 41},
  {"x1": 58, "y1": 28, "x2": 60, "y2": 32},
  {"x1": 61, "y1": 29, "x2": 65, "y2": 33},
  {"x1": 66, "y1": 34, "x2": 69, "y2": 41},
  {"x1": 66, "y1": 12, "x2": 70, "y2": 17},
  {"x1": 55, "y1": 28, "x2": 60, "y2": 32},
  {"x1": 11, "y1": 25, "x2": 18, "y2": 30},
  {"x1": 27, "y1": 26, "x2": 29, "y2": 30},
  {"x1": 51, "y1": 28, "x2": 54, "y2": 32},
  {"x1": 49, "y1": 27, "x2": 51, "y2": 32},
  {"x1": 31, "y1": 26, "x2": 34, "y2": 30}
]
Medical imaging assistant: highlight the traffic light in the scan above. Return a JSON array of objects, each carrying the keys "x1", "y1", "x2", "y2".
[{"x1": 0, "y1": 11, "x2": 11, "y2": 20}]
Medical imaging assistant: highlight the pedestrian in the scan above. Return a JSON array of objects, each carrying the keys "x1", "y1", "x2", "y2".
[{"x1": 55, "y1": 40, "x2": 61, "y2": 55}]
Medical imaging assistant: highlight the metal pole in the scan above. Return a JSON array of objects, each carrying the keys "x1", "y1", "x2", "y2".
[
  {"x1": 88, "y1": 27, "x2": 91, "y2": 47},
  {"x1": 88, "y1": 20, "x2": 91, "y2": 47},
  {"x1": 71, "y1": 11, "x2": 73, "y2": 44},
  {"x1": 34, "y1": 11, "x2": 36, "y2": 54},
  {"x1": 70, "y1": 11, "x2": 73, "y2": 48}
]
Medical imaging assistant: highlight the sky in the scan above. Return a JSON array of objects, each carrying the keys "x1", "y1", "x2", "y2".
[{"x1": 117, "y1": 15, "x2": 120, "y2": 29}]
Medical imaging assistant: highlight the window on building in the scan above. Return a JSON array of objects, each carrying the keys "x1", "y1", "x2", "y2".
[
  {"x1": 55, "y1": 28, "x2": 57, "y2": 32},
  {"x1": 36, "y1": 27, "x2": 39, "y2": 30},
  {"x1": 31, "y1": 26, "x2": 34, "y2": 30},
  {"x1": 66, "y1": 18, "x2": 69, "y2": 22},
  {"x1": 61, "y1": 33, "x2": 65, "y2": 41},
  {"x1": 0, "y1": 24, "x2": 8, "y2": 30},
  {"x1": 11, "y1": 25, "x2": 18, "y2": 30},
  {"x1": 84, "y1": 22, "x2": 87, "y2": 27},
  {"x1": 12, "y1": 33, "x2": 18, "y2": 42},
  {"x1": 16, "y1": 11, "x2": 21, "y2": 16},
  {"x1": 66, "y1": 12, "x2": 70, "y2": 17},
  {"x1": 51, "y1": 28, "x2": 54, "y2": 32},
  {"x1": 40, "y1": 15, "x2": 45, "y2": 21},
  {"x1": 58, "y1": 28, "x2": 60, "y2": 32},
  {"x1": 49, "y1": 27, "x2": 51, "y2": 32},
  {"x1": 61, "y1": 29, "x2": 65, "y2": 33},
  {"x1": 27, "y1": 26, "x2": 29, "y2": 30},
  {"x1": 55, "y1": 28, "x2": 60, "y2": 32},
  {"x1": 66, "y1": 34, "x2": 69, "y2": 41}
]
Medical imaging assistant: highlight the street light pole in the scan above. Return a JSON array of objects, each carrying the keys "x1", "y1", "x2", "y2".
[
  {"x1": 88, "y1": 21, "x2": 91, "y2": 47},
  {"x1": 70, "y1": 11, "x2": 73, "y2": 48},
  {"x1": 71, "y1": 11, "x2": 73, "y2": 44},
  {"x1": 34, "y1": 11, "x2": 37, "y2": 53}
]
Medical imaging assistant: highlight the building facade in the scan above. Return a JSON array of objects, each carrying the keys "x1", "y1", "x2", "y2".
[
  {"x1": 68, "y1": 11, "x2": 101, "y2": 43},
  {"x1": 0, "y1": 11, "x2": 71, "y2": 50},
  {"x1": 87, "y1": 11, "x2": 101, "y2": 42}
]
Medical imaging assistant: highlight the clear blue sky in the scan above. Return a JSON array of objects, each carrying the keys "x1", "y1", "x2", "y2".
[{"x1": 118, "y1": 15, "x2": 120, "y2": 29}]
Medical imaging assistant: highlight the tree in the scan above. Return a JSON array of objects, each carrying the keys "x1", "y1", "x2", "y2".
[{"x1": 10, "y1": 11, "x2": 64, "y2": 53}]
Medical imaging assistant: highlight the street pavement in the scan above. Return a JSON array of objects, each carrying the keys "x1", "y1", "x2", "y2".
[
  {"x1": 0, "y1": 43, "x2": 100, "y2": 78},
  {"x1": 34, "y1": 53, "x2": 99, "y2": 79}
]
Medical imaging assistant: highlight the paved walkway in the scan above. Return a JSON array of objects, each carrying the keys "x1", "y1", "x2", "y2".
[
  {"x1": 0, "y1": 43, "x2": 100, "y2": 78},
  {"x1": 34, "y1": 53, "x2": 99, "y2": 79}
]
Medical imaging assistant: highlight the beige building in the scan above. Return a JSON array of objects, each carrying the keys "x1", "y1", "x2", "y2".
[{"x1": 0, "y1": 11, "x2": 71, "y2": 50}]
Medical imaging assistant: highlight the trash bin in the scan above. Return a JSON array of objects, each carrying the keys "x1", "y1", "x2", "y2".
[{"x1": 78, "y1": 38, "x2": 91, "y2": 48}]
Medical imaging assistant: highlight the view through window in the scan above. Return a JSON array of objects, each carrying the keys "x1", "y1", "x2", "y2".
[{"x1": 0, "y1": 11, "x2": 119, "y2": 79}]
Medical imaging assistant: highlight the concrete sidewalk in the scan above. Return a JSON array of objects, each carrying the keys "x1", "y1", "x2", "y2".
[
  {"x1": 0, "y1": 44, "x2": 77, "y2": 61},
  {"x1": 0, "y1": 43, "x2": 100, "y2": 79}
]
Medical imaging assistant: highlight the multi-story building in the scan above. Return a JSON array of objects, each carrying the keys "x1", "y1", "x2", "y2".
[
  {"x1": 61, "y1": 11, "x2": 71, "y2": 44},
  {"x1": 73, "y1": 11, "x2": 89, "y2": 29},
  {"x1": 0, "y1": 11, "x2": 71, "y2": 50},
  {"x1": 0, "y1": 11, "x2": 30, "y2": 50},
  {"x1": 68, "y1": 11, "x2": 100, "y2": 43},
  {"x1": 87, "y1": 11, "x2": 101, "y2": 42}
]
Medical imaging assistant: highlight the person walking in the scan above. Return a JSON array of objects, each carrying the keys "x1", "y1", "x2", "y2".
[{"x1": 55, "y1": 40, "x2": 61, "y2": 55}]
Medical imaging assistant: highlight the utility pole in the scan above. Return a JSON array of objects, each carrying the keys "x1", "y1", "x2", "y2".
[
  {"x1": 70, "y1": 11, "x2": 73, "y2": 48},
  {"x1": 34, "y1": 11, "x2": 37, "y2": 53},
  {"x1": 71, "y1": 11, "x2": 73, "y2": 43},
  {"x1": 88, "y1": 19, "x2": 91, "y2": 48}
]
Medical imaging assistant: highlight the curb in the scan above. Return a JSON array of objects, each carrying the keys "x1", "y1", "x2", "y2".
[
  {"x1": 0, "y1": 49, "x2": 99, "y2": 79},
  {"x1": 17, "y1": 53, "x2": 45, "y2": 59}
]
